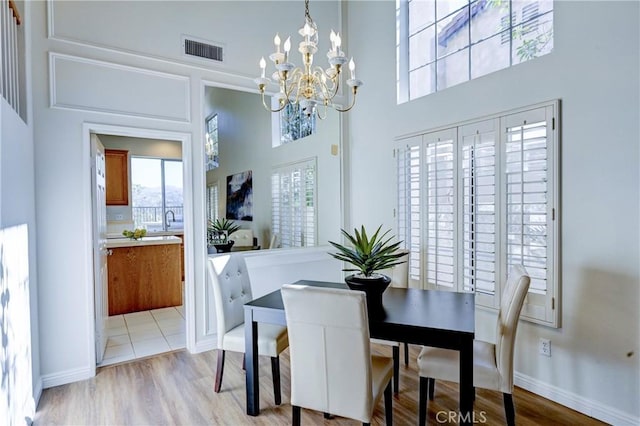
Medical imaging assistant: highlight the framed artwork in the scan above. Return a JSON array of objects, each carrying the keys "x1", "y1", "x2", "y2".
[{"x1": 226, "y1": 170, "x2": 253, "y2": 221}]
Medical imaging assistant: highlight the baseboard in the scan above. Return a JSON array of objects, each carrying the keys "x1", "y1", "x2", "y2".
[
  {"x1": 41, "y1": 366, "x2": 94, "y2": 389},
  {"x1": 514, "y1": 372, "x2": 639, "y2": 425},
  {"x1": 191, "y1": 336, "x2": 217, "y2": 354},
  {"x1": 32, "y1": 377, "x2": 43, "y2": 409}
]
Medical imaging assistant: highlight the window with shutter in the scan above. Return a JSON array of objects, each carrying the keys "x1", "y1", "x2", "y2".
[
  {"x1": 425, "y1": 132, "x2": 456, "y2": 289},
  {"x1": 395, "y1": 101, "x2": 559, "y2": 327},
  {"x1": 272, "y1": 159, "x2": 317, "y2": 248},
  {"x1": 206, "y1": 183, "x2": 219, "y2": 223}
]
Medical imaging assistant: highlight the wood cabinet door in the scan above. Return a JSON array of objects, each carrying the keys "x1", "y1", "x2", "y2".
[{"x1": 105, "y1": 149, "x2": 129, "y2": 205}]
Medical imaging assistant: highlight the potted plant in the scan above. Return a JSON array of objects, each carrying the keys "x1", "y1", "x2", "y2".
[
  {"x1": 207, "y1": 218, "x2": 241, "y2": 253},
  {"x1": 329, "y1": 225, "x2": 407, "y2": 317}
]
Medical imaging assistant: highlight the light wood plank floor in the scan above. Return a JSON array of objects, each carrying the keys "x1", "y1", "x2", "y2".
[{"x1": 35, "y1": 345, "x2": 606, "y2": 425}]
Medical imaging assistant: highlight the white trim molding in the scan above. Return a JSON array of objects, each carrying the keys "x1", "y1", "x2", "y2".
[
  {"x1": 41, "y1": 366, "x2": 94, "y2": 389},
  {"x1": 515, "y1": 372, "x2": 640, "y2": 426},
  {"x1": 49, "y1": 52, "x2": 191, "y2": 123}
]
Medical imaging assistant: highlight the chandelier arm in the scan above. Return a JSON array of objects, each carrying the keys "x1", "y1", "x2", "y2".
[
  {"x1": 332, "y1": 86, "x2": 358, "y2": 113},
  {"x1": 261, "y1": 91, "x2": 288, "y2": 113},
  {"x1": 315, "y1": 103, "x2": 328, "y2": 120}
]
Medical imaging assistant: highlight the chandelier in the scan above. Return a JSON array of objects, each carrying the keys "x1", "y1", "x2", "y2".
[{"x1": 254, "y1": 0, "x2": 363, "y2": 119}]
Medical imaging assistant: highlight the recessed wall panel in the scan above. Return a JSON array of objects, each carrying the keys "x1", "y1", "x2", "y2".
[{"x1": 50, "y1": 54, "x2": 190, "y2": 122}]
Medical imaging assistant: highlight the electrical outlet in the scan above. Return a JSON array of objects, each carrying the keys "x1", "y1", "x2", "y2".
[
  {"x1": 539, "y1": 338, "x2": 551, "y2": 357},
  {"x1": 115, "y1": 214, "x2": 124, "y2": 221}
]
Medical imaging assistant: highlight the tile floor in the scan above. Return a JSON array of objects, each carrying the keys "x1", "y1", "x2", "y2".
[{"x1": 99, "y1": 306, "x2": 185, "y2": 367}]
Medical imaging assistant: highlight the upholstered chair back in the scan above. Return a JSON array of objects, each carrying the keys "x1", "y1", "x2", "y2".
[
  {"x1": 495, "y1": 264, "x2": 530, "y2": 393},
  {"x1": 282, "y1": 285, "x2": 373, "y2": 423},
  {"x1": 207, "y1": 254, "x2": 254, "y2": 348}
]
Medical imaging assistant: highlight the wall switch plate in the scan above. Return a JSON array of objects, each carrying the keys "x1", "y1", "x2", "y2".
[
  {"x1": 539, "y1": 338, "x2": 551, "y2": 357},
  {"x1": 330, "y1": 144, "x2": 339, "y2": 156}
]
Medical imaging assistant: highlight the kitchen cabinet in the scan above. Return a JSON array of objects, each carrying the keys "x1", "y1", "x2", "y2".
[
  {"x1": 107, "y1": 237, "x2": 182, "y2": 315},
  {"x1": 105, "y1": 149, "x2": 129, "y2": 205},
  {"x1": 176, "y1": 234, "x2": 185, "y2": 281}
]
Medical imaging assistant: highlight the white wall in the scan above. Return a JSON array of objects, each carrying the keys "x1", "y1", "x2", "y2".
[
  {"x1": 30, "y1": 0, "x2": 344, "y2": 386},
  {"x1": 0, "y1": 0, "x2": 40, "y2": 408},
  {"x1": 346, "y1": 0, "x2": 639, "y2": 423}
]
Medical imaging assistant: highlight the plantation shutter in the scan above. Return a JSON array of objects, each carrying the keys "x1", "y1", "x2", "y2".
[
  {"x1": 424, "y1": 129, "x2": 457, "y2": 289},
  {"x1": 501, "y1": 105, "x2": 557, "y2": 325},
  {"x1": 272, "y1": 159, "x2": 317, "y2": 248},
  {"x1": 459, "y1": 119, "x2": 500, "y2": 307},
  {"x1": 206, "y1": 183, "x2": 219, "y2": 223},
  {"x1": 397, "y1": 138, "x2": 422, "y2": 286}
]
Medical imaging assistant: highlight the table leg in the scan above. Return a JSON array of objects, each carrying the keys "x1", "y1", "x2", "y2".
[
  {"x1": 459, "y1": 337, "x2": 474, "y2": 425},
  {"x1": 244, "y1": 309, "x2": 260, "y2": 416}
]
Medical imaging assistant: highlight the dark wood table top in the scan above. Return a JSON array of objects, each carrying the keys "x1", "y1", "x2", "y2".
[{"x1": 246, "y1": 279, "x2": 475, "y2": 337}]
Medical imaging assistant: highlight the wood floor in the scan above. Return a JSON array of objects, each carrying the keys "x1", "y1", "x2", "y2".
[{"x1": 35, "y1": 344, "x2": 606, "y2": 425}]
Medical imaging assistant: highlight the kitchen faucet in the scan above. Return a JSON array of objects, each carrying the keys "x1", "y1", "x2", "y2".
[{"x1": 165, "y1": 210, "x2": 176, "y2": 230}]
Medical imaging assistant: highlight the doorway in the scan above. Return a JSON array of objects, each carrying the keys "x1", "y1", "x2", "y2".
[{"x1": 86, "y1": 124, "x2": 193, "y2": 367}]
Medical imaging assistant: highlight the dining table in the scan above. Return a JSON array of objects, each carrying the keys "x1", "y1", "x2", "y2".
[{"x1": 243, "y1": 280, "x2": 476, "y2": 424}]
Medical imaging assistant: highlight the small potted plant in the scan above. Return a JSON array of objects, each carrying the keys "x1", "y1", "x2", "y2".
[
  {"x1": 207, "y1": 218, "x2": 241, "y2": 253},
  {"x1": 329, "y1": 225, "x2": 407, "y2": 317}
]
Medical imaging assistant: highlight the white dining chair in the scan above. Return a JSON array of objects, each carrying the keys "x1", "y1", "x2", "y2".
[
  {"x1": 282, "y1": 284, "x2": 394, "y2": 426},
  {"x1": 371, "y1": 249, "x2": 410, "y2": 394},
  {"x1": 207, "y1": 254, "x2": 289, "y2": 405},
  {"x1": 416, "y1": 265, "x2": 531, "y2": 426}
]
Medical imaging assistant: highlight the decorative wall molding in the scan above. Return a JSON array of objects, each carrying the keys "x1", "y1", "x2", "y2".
[
  {"x1": 41, "y1": 366, "x2": 94, "y2": 389},
  {"x1": 49, "y1": 52, "x2": 191, "y2": 123},
  {"x1": 45, "y1": 0, "x2": 256, "y2": 90},
  {"x1": 514, "y1": 372, "x2": 639, "y2": 426}
]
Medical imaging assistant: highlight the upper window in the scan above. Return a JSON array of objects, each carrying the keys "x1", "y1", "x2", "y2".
[
  {"x1": 205, "y1": 113, "x2": 219, "y2": 170},
  {"x1": 271, "y1": 98, "x2": 317, "y2": 147},
  {"x1": 131, "y1": 157, "x2": 184, "y2": 232},
  {"x1": 396, "y1": 0, "x2": 554, "y2": 103},
  {"x1": 396, "y1": 101, "x2": 559, "y2": 327}
]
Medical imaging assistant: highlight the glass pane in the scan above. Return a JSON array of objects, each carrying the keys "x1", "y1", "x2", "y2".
[
  {"x1": 409, "y1": 0, "x2": 436, "y2": 34},
  {"x1": 437, "y1": 48, "x2": 469, "y2": 91},
  {"x1": 512, "y1": 11, "x2": 553, "y2": 65},
  {"x1": 471, "y1": 32, "x2": 510, "y2": 79},
  {"x1": 131, "y1": 158, "x2": 162, "y2": 231},
  {"x1": 436, "y1": 0, "x2": 468, "y2": 20},
  {"x1": 470, "y1": 0, "x2": 508, "y2": 43},
  {"x1": 409, "y1": 63, "x2": 435, "y2": 100},
  {"x1": 409, "y1": 25, "x2": 436, "y2": 69},
  {"x1": 437, "y1": 9, "x2": 470, "y2": 58},
  {"x1": 164, "y1": 160, "x2": 184, "y2": 230}
]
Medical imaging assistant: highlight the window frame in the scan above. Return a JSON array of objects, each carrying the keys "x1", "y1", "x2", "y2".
[
  {"x1": 395, "y1": 100, "x2": 560, "y2": 327},
  {"x1": 397, "y1": 0, "x2": 554, "y2": 103},
  {"x1": 205, "y1": 113, "x2": 219, "y2": 170}
]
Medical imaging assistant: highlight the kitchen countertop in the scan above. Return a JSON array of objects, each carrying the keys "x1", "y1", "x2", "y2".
[
  {"x1": 106, "y1": 230, "x2": 184, "y2": 239},
  {"x1": 106, "y1": 235, "x2": 182, "y2": 249}
]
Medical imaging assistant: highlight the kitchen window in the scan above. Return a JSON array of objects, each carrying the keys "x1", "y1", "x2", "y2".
[
  {"x1": 396, "y1": 101, "x2": 559, "y2": 327},
  {"x1": 131, "y1": 157, "x2": 184, "y2": 232}
]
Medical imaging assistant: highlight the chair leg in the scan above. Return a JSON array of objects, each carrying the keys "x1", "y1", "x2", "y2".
[
  {"x1": 292, "y1": 405, "x2": 301, "y2": 426},
  {"x1": 242, "y1": 353, "x2": 246, "y2": 371},
  {"x1": 323, "y1": 412, "x2": 333, "y2": 419},
  {"x1": 404, "y1": 342, "x2": 409, "y2": 366},
  {"x1": 428, "y1": 377, "x2": 435, "y2": 400},
  {"x1": 419, "y1": 376, "x2": 428, "y2": 426},
  {"x1": 392, "y1": 345, "x2": 400, "y2": 395},
  {"x1": 503, "y1": 393, "x2": 516, "y2": 426},
  {"x1": 214, "y1": 350, "x2": 225, "y2": 393},
  {"x1": 271, "y1": 356, "x2": 282, "y2": 405},
  {"x1": 384, "y1": 380, "x2": 393, "y2": 425}
]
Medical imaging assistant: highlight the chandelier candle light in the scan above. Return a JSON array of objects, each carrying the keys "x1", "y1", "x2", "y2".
[{"x1": 254, "y1": 0, "x2": 363, "y2": 119}]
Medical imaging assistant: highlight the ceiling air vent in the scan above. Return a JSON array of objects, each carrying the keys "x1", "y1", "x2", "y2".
[{"x1": 183, "y1": 38, "x2": 223, "y2": 62}]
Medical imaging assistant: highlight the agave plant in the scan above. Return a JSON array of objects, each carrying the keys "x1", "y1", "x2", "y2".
[
  {"x1": 329, "y1": 225, "x2": 407, "y2": 277},
  {"x1": 207, "y1": 218, "x2": 241, "y2": 244}
]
